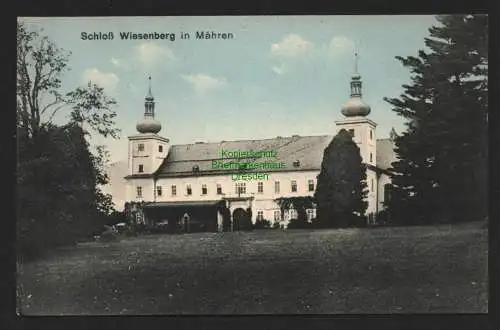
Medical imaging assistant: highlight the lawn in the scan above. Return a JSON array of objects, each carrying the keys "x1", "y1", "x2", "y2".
[{"x1": 17, "y1": 221, "x2": 488, "y2": 315}]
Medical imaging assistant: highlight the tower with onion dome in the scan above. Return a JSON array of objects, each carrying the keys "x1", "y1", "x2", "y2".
[
  {"x1": 126, "y1": 77, "x2": 170, "y2": 201},
  {"x1": 335, "y1": 51, "x2": 377, "y2": 168},
  {"x1": 335, "y1": 50, "x2": 378, "y2": 218}
]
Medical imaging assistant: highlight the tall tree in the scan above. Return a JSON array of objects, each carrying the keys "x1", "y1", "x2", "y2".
[
  {"x1": 315, "y1": 129, "x2": 368, "y2": 228},
  {"x1": 16, "y1": 21, "x2": 120, "y2": 257},
  {"x1": 384, "y1": 15, "x2": 488, "y2": 224}
]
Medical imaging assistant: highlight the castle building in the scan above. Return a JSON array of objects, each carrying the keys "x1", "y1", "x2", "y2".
[{"x1": 117, "y1": 58, "x2": 397, "y2": 231}]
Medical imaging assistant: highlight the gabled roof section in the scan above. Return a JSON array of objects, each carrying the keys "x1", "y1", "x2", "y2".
[
  {"x1": 154, "y1": 135, "x2": 334, "y2": 178},
  {"x1": 152, "y1": 135, "x2": 397, "y2": 178}
]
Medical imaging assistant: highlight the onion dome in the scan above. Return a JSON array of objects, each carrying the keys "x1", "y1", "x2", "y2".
[
  {"x1": 341, "y1": 52, "x2": 371, "y2": 117},
  {"x1": 136, "y1": 76, "x2": 162, "y2": 134}
]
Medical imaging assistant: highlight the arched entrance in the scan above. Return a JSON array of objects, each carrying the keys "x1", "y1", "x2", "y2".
[{"x1": 232, "y1": 208, "x2": 247, "y2": 231}]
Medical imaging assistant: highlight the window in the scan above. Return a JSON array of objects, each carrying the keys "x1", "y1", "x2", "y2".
[
  {"x1": 274, "y1": 210, "x2": 281, "y2": 221},
  {"x1": 293, "y1": 160, "x2": 300, "y2": 168},
  {"x1": 186, "y1": 184, "x2": 192, "y2": 196},
  {"x1": 257, "y1": 182, "x2": 264, "y2": 193},
  {"x1": 235, "y1": 182, "x2": 246, "y2": 195},
  {"x1": 384, "y1": 184, "x2": 392, "y2": 203},
  {"x1": 192, "y1": 165, "x2": 200, "y2": 173},
  {"x1": 216, "y1": 184, "x2": 222, "y2": 195},
  {"x1": 308, "y1": 179, "x2": 315, "y2": 192},
  {"x1": 138, "y1": 143, "x2": 144, "y2": 151},
  {"x1": 257, "y1": 211, "x2": 264, "y2": 221},
  {"x1": 371, "y1": 179, "x2": 374, "y2": 192},
  {"x1": 202, "y1": 184, "x2": 207, "y2": 195},
  {"x1": 171, "y1": 185, "x2": 177, "y2": 196},
  {"x1": 370, "y1": 130, "x2": 373, "y2": 140},
  {"x1": 275, "y1": 181, "x2": 280, "y2": 194},
  {"x1": 370, "y1": 152, "x2": 373, "y2": 163},
  {"x1": 138, "y1": 164, "x2": 144, "y2": 173},
  {"x1": 348, "y1": 129, "x2": 355, "y2": 137},
  {"x1": 136, "y1": 186, "x2": 142, "y2": 198},
  {"x1": 158, "y1": 145, "x2": 163, "y2": 152},
  {"x1": 156, "y1": 186, "x2": 162, "y2": 197},
  {"x1": 291, "y1": 180, "x2": 297, "y2": 192}
]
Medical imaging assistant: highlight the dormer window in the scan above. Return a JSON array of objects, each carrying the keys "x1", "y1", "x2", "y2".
[
  {"x1": 192, "y1": 165, "x2": 200, "y2": 172},
  {"x1": 158, "y1": 145, "x2": 163, "y2": 152},
  {"x1": 293, "y1": 160, "x2": 300, "y2": 168}
]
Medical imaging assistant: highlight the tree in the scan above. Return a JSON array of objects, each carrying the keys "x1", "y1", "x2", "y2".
[
  {"x1": 16, "y1": 21, "x2": 120, "y2": 257},
  {"x1": 17, "y1": 21, "x2": 120, "y2": 140},
  {"x1": 315, "y1": 129, "x2": 368, "y2": 228},
  {"x1": 383, "y1": 15, "x2": 488, "y2": 224}
]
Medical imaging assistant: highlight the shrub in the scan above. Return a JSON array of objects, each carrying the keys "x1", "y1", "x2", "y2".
[{"x1": 254, "y1": 219, "x2": 272, "y2": 229}]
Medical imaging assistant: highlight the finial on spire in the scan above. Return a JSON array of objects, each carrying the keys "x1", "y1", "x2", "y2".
[
  {"x1": 354, "y1": 51, "x2": 358, "y2": 74},
  {"x1": 148, "y1": 76, "x2": 152, "y2": 95}
]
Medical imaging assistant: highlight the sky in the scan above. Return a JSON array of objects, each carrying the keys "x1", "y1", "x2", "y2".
[{"x1": 19, "y1": 16, "x2": 438, "y2": 164}]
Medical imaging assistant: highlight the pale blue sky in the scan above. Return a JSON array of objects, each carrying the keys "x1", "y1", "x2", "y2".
[{"x1": 19, "y1": 16, "x2": 437, "y2": 163}]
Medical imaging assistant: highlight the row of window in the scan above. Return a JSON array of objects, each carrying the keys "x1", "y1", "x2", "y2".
[
  {"x1": 256, "y1": 209, "x2": 316, "y2": 221},
  {"x1": 137, "y1": 143, "x2": 163, "y2": 153},
  {"x1": 135, "y1": 179, "x2": 316, "y2": 198}
]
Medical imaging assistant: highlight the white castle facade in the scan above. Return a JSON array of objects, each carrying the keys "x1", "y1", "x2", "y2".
[{"x1": 106, "y1": 65, "x2": 397, "y2": 230}]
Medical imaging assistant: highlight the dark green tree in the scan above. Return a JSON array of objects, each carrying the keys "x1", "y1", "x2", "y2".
[
  {"x1": 315, "y1": 129, "x2": 368, "y2": 228},
  {"x1": 384, "y1": 15, "x2": 488, "y2": 224},
  {"x1": 17, "y1": 21, "x2": 120, "y2": 258}
]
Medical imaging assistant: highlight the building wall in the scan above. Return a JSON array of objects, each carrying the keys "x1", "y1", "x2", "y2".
[{"x1": 125, "y1": 168, "x2": 380, "y2": 224}]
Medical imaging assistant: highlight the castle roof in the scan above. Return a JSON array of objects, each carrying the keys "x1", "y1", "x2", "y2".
[{"x1": 141, "y1": 134, "x2": 396, "y2": 179}]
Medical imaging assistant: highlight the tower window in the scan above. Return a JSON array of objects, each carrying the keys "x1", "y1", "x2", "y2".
[
  {"x1": 138, "y1": 164, "x2": 144, "y2": 173},
  {"x1": 158, "y1": 145, "x2": 163, "y2": 152},
  {"x1": 370, "y1": 130, "x2": 373, "y2": 140},
  {"x1": 308, "y1": 179, "x2": 315, "y2": 192},
  {"x1": 186, "y1": 184, "x2": 192, "y2": 196},
  {"x1": 275, "y1": 181, "x2": 280, "y2": 194},
  {"x1": 370, "y1": 153, "x2": 373, "y2": 163},
  {"x1": 201, "y1": 184, "x2": 207, "y2": 195},
  {"x1": 171, "y1": 185, "x2": 177, "y2": 196},
  {"x1": 216, "y1": 184, "x2": 222, "y2": 195},
  {"x1": 138, "y1": 143, "x2": 144, "y2": 152},
  {"x1": 156, "y1": 186, "x2": 162, "y2": 197},
  {"x1": 136, "y1": 186, "x2": 142, "y2": 198},
  {"x1": 257, "y1": 182, "x2": 264, "y2": 193},
  {"x1": 348, "y1": 129, "x2": 355, "y2": 137},
  {"x1": 291, "y1": 180, "x2": 297, "y2": 192}
]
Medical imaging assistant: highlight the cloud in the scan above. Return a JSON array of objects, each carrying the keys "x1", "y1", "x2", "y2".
[
  {"x1": 110, "y1": 57, "x2": 122, "y2": 67},
  {"x1": 270, "y1": 34, "x2": 314, "y2": 58},
  {"x1": 272, "y1": 65, "x2": 285, "y2": 75},
  {"x1": 135, "y1": 42, "x2": 175, "y2": 68},
  {"x1": 328, "y1": 36, "x2": 355, "y2": 56},
  {"x1": 182, "y1": 74, "x2": 227, "y2": 94},
  {"x1": 82, "y1": 68, "x2": 119, "y2": 92}
]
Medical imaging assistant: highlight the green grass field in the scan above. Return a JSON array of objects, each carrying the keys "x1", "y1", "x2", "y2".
[{"x1": 17, "y1": 221, "x2": 488, "y2": 315}]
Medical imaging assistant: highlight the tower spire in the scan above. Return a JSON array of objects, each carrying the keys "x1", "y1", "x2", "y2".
[
  {"x1": 354, "y1": 49, "x2": 359, "y2": 75},
  {"x1": 137, "y1": 76, "x2": 162, "y2": 134}
]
